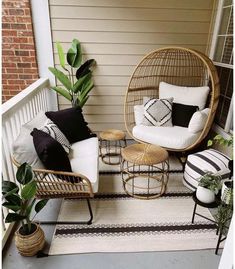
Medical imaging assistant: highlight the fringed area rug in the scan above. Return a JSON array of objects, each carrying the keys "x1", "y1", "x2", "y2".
[{"x1": 49, "y1": 157, "x2": 219, "y2": 255}]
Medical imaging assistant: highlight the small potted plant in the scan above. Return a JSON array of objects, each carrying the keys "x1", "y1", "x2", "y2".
[
  {"x1": 196, "y1": 172, "x2": 222, "y2": 203},
  {"x1": 2, "y1": 163, "x2": 48, "y2": 256}
]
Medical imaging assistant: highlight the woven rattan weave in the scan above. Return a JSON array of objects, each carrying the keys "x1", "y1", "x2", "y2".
[{"x1": 124, "y1": 47, "x2": 220, "y2": 152}]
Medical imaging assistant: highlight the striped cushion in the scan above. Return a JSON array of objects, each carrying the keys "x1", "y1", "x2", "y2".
[
  {"x1": 183, "y1": 149, "x2": 231, "y2": 191},
  {"x1": 40, "y1": 119, "x2": 71, "y2": 154}
]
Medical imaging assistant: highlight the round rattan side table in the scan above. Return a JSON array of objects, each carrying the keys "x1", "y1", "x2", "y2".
[
  {"x1": 121, "y1": 143, "x2": 169, "y2": 199},
  {"x1": 99, "y1": 129, "x2": 127, "y2": 165}
]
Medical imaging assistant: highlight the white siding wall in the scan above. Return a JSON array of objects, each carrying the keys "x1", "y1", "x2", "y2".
[{"x1": 49, "y1": 0, "x2": 214, "y2": 133}]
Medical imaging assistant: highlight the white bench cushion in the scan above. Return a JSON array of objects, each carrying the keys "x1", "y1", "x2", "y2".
[
  {"x1": 133, "y1": 125, "x2": 200, "y2": 150},
  {"x1": 69, "y1": 137, "x2": 99, "y2": 193}
]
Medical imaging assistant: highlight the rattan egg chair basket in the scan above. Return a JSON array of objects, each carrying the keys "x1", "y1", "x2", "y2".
[{"x1": 124, "y1": 47, "x2": 220, "y2": 152}]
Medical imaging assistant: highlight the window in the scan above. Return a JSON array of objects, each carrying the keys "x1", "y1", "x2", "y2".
[{"x1": 210, "y1": 0, "x2": 233, "y2": 133}]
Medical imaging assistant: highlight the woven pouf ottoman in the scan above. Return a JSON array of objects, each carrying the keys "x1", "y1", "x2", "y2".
[{"x1": 183, "y1": 149, "x2": 231, "y2": 191}]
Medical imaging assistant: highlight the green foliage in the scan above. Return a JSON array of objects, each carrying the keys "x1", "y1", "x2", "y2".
[
  {"x1": 2, "y1": 163, "x2": 48, "y2": 235},
  {"x1": 215, "y1": 203, "x2": 233, "y2": 231},
  {"x1": 49, "y1": 38, "x2": 96, "y2": 108},
  {"x1": 198, "y1": 172, "x2": 222, "y2": 194},
  {"x1": 207, "y1": 134, "x2": 233, "y2": 148}
]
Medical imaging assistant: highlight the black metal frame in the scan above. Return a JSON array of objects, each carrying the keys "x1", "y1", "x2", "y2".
[
  {"x1": 99, "y1": 138, "x2": 127, "y2": 165},
  {"x1": 191, "y1": 192, "x2": 227, "y2": 254}
]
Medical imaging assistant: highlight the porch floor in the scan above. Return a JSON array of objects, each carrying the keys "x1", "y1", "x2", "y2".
[{"x1": 2, "y1": 199, "x2": 221, "y2": 269}]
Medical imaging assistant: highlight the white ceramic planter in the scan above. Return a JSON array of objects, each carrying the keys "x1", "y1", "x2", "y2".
[{"x1": 196, "y1": 186, "x2": 215, "y2": 204}]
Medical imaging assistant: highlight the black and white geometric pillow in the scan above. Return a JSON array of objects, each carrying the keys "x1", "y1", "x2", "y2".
[
  {"x1": 142, "y1": 98, "x2": 173, "y2": 127},
  {"x1": 40, "y1": 119, "x2": 71, "y2": 154}
]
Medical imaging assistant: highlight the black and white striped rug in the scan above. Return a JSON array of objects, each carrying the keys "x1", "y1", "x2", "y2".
[{"x1": 49, "y1": 158, "x2": 220, "y2": 255}]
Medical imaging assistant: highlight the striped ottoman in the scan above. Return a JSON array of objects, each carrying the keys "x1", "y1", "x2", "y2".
[{"x1": 183, "y1": 149, "x2": 231, "y2": 191}]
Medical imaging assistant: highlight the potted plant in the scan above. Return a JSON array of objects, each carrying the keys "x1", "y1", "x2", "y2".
[
  {"x1": 2, "y1": 163, "x2": 48, "y2": 256},
  {"x1": 215, "y1": 197, "x2": 233, "y2": 232},
  {"x1": 49, "y1": 38, "x2": 96, "y2": 107},
  {"x1": 196, "y1": 172, "x2": 222, "y2": 203}
]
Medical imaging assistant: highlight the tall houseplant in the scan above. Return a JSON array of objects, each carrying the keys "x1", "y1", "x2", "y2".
[
  {"x1": 2, "y1": 163, "x2": 48, "y2": 256},
  {"x1": 49, "y1": 39, "x2": 96, "y2": 108}
]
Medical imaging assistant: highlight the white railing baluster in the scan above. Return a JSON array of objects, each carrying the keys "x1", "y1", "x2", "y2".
[{"x1": 1, "y1": 78, "x2": 55, "y2": 248}]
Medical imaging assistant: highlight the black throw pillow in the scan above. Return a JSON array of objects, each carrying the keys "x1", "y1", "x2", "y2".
[
  {"x1": 31, "y1": 128, "x2": 72, "y2": 177},
  {"x1": 45, "y1": 107, "x2": 96, "y2": 143},
  {"x1": 172, "y1": 103, "x2": 199, "y2": 128}
]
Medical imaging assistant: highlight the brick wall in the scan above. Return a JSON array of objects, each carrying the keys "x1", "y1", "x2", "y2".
[{"x1": 2, "y1": 0, "x2": 39, "y2": 103}]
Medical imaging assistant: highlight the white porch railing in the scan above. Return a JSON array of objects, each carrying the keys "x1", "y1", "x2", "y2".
[{"x1": 1, "y1": 78, "x2": 57, "y2": 247}]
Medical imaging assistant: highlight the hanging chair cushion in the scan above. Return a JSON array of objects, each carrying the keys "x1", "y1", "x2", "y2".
[
  {"x1": 132, "y1": 125, "x2": 200, "y2": 150},
  {"x1": 172, "y1": 103, "x2": 199, "y2": 127},
  {"x1": 188, "y1": 108, "x2": 210, "y2": 133},
  {"x1": 159, "y1": 82, "x2": 210, "y2": 110},
  {"x1": 142, "y1": 98, "x2": 173, "y2": 127}
]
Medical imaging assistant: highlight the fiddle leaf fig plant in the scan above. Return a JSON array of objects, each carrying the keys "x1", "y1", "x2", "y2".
[
  {"x1": 2, "y1": 163, "x2": 48, "y2": 235},
  {"x1": 49, "y1": 39, "x2": 96, "y2": 107}
]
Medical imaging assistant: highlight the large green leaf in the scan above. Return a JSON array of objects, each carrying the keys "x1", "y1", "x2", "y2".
[
  {"x1": 2, "y1": 202, "x2": 21, "y2": 212},
  {"x1": 76, "y1": 59, "x2": 95, "y2": 79},
  {"x1": 21, "y1": 181, "x2": 37, "y2": 200},
  {"x1": 48, "y1": 67, "x2": 72, "y2": 91},
  {"x1": 2, "y1": 181, "x2": 19, "y2": 195},
  {"x1": 5, "y1": 213, "x2": 26, "y2": 223},
  {"x1": 16, "y1": 163, "x2": 33, "y2": 185},
  {"x1": 25, "y1": 198, "x2": 36, "y2": 217},
  {"x1": 80, "y1": 79, "x2": 94, "y2": 100},
  {"x1": 67, "y1": 39, "x2": 82, "y2": 68},
  {"x1": 78, "y1": 95, "x2": 89, "y2": 108},
  {"x1": 56, "y1": 41, "x2": 66, "y2": 70},
  {"x1": 35, "y1": 199, "x2": 48, "y2": 213},
  {"x1": 51, "y1": 86, "x2": 72, "y2": 101},
  {"x1": 5, "y1": 194, "x2": 22, "y2": 206},
  {"x1": 72, "y1": 72, "x2": 91, "y2": 93}
]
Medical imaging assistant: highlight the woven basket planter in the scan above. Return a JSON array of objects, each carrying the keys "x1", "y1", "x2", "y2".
[{"x1": 15, "y1": 223, "x2": 45, "y2": 256}]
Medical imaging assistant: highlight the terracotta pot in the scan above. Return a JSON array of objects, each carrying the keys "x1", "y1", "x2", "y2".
[
  {"x1": 15, "y1": 223, "x2": 45, "y2": 256},
  {"x1": 196, "y1": 186, "x2": 215, "y2": 204}
]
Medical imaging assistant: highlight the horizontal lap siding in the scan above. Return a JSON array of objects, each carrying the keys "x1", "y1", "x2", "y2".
[{"x1": 49, "y1": 0, "x2": 214, "y2": 133}]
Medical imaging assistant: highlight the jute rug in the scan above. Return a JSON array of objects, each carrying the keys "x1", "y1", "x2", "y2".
[{"x1": 49, "y1": 157, "x2": 219, "y2": 255}]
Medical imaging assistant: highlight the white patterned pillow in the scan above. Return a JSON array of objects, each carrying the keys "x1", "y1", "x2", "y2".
[
  {"x1": 142, "y1": 98, "x2": 173, "y2": 126},
  {"x1": 40, "y1": 119, "x2": 71, "y2": 154}
]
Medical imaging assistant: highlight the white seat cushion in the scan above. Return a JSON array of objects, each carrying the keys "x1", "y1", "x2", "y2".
[
  {"x1": 69, "y1": 137, "x2": 99, "y2": 193},
  {"x1": 132, "y1": 125, "x2": 200, "y2": 150}
]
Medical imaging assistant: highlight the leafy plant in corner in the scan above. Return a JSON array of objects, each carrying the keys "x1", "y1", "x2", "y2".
[
  {"x1": 198, "y1": 172, "x2": 222, "y2": 195},
  {"x1": 49, "y1": 39, "x2": 96, "y2": 108},
  {"x1": 207, "y1": 134, "x2": 233, "y2": 148},
  {"x1": 215, "y1": 197, "x2": 233, "y2": 232},
  {"x1": 2, "y1": 163, "x2": 48, "y2": 235}
]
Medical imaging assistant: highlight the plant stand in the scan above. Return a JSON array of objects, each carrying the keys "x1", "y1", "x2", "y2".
[{"x1": 191, "y1": 192, "x2": 228, "y2": 254}]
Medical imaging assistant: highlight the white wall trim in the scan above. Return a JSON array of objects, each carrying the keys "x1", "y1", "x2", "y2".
[
  {"x1": 209, "y1": 0, "x2": 224, "y2": 59},
  {"x1": 30, "y1": 0, "x2": 58, "y2": 110}
]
